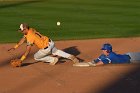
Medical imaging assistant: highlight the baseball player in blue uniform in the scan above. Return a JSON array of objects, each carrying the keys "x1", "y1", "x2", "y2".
[{"x1": 73, "y1": 43, "x2": 131, "y2": 67}]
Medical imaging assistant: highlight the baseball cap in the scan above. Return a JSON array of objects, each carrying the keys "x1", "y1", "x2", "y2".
[
  {"x1": 19, "y1": 23, "x2": 29, "y2": 31},
  {"x1": 101, "y1": 43, "x2": 112, "y2": 51}
]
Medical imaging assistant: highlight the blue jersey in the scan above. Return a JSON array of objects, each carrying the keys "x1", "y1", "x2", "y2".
[{"x1": 94, "y1": 52, "x2": 131, "y2": 64}]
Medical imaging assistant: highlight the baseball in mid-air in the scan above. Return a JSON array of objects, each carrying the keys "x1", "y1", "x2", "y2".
[{"x1": 57, "y1": 21, "x2": 60, "y2": 26}]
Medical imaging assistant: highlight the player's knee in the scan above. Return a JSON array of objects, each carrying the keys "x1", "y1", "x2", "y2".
[
  {"x1": 34, "y1": 53, "x2": 40, "y2": 60},
  {"x1": 52, "y1": 48, "x2": 58, "y2": 53}
]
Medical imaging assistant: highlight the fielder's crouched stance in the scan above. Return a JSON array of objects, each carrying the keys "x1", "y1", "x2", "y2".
[
  {"x1": 73, "y1": 43, "x2": 135, "y2": 67},
  {"x1": 8, "y1": 23, "x2": 79, "y2": 67}
]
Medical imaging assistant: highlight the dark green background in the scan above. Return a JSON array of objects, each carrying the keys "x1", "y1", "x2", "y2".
[{"x1": 0, "y1": 0, "x2": 140, "y2": 42}]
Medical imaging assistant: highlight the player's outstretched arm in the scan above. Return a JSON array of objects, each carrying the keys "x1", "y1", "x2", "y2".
[
  {"x1": 8, "y1": 37, "x2": 26, "y2": 51},
  {"x1": 20, "y1": 45, "x2": 32, "y2": 62}
]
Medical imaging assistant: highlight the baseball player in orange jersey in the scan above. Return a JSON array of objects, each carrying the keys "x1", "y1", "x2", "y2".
[{"x1": 8, "y1": 23, "x2": 79, "y2": 65}]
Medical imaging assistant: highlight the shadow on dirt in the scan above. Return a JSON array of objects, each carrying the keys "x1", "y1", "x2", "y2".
[
  {"x1": 22, "y1": 62, "x2": 35, "y2": 67},
  {"x1": 62, "y1": 46, "x2": 84, "y2": 62},
  {"x1": 89, "y1": 64, "x2": 140, "y2": 93},
  {"x1": 63, "y1": 46, "x2": 80, "y2": 56}
]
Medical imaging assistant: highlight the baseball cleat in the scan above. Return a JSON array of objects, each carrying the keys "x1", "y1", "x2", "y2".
[{"x1": 50, "y1": 57, "x2": 58, "y2": 65}]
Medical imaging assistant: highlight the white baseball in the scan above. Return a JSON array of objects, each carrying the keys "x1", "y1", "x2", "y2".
[{"x1": 57, "y1": 21, "x2": 60, "y2": 26}]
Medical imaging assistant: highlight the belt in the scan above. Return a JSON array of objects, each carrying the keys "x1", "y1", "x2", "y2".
[
  {"x1": 49, "y1": 38, "x2": 51, "y2": 42},
  {"x1": 44, "y1": 39, "x2": 51, "y2": 49}
]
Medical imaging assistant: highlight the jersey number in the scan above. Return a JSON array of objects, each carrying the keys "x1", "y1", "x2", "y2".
[{"x1": 35, "y1": 32, "x2": 42, "y2": 38}]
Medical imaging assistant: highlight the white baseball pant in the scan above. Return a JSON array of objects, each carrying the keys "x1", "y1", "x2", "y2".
[
  {"x1": 34, "y1": 40, "x2": 71, "y2": 63},
  {"x1": 126, "y1": 52, "x2": 140, "y2": 63}
]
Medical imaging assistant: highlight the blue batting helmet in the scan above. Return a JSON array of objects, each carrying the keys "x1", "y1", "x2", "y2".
[{"x1": 101, "y1": 43, "x2": 112, "y2": 52}]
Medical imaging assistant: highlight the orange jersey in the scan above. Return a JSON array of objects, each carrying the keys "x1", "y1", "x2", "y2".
[{"x1": 24, "y1": 28, "x2": 49, "y2": 49}]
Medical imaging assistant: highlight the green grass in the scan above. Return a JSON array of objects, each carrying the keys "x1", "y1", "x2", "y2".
[{"x1": 0, "y1": 0, "x2": 140, "y2": 42}]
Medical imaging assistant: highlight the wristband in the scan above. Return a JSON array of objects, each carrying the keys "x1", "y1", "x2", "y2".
[
  {"x1": 20, "y1": 55, "x2": 26, "y2": 61},
  {"x1": 14, "y1": 44, "x2": 19, "y2": 49}
]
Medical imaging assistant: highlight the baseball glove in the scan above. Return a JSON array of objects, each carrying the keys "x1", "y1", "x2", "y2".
[{"x1": 10, "y1": 59, "x2": 22, "y2": 67}]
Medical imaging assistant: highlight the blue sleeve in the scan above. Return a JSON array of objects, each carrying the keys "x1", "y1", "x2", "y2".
[
  {"x1": 93, "y1": 58, "x2": 100, "y2": 63},
  {"x1": 94, "y1": 54, "x2": 111, "y2": 64}
]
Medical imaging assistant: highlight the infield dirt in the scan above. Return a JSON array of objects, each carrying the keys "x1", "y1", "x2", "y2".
[{"x1": 0, "y1": 37, "x2": 140, "y2": 93}]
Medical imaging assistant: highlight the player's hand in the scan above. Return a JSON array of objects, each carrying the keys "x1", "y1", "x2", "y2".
[{"x1": 8, "y1": 48, "x2": 15, "y2": 51}]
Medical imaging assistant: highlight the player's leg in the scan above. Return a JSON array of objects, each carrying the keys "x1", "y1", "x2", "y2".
[
  {"x1": 51, "y1": 47, "x2": 79, "y2": 63},
  {"x1": 34, "y1": 43, "x2": 58, "y2": 65},
  {"x1": 126, "y1": 52, "x2": 140, "y2": 63},
  {"x1": 48, "y1": 39, "x2": 74, "y2": 59}
]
